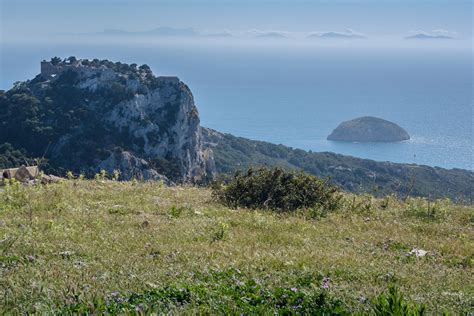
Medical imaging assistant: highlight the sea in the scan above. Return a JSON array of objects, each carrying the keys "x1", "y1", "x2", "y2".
[{"x1": 1, "y1": 38, "x2": 472, "y2": 170}]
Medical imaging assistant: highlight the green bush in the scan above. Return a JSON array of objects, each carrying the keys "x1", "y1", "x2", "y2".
[
  {"x1": 212, "y1": 167, "x2": 342, "y2": 212},
  {"x1": 0, "y1": 143, "x2": 37, "y2": 169},
  {"x1": 372, "y1": 285, "x2": 426, "y2": 315},
  {"x1": 404, "y1": 197, "x2": 450, "y2": 222}
]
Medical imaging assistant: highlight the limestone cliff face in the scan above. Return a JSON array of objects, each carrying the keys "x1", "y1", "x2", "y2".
[
  {"x1": 11, "y1": 58, "x2": 215, "y2": 181},
  {"x1": 100, "y1": 76, "x2": 211, "y2": 180}
]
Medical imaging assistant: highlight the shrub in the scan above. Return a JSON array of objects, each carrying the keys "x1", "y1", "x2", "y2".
[
  {"x1": 112, "y1": 169, "x2": 121, "y2": 181},
  {"x1": 95, "y1": 169, "x2": 108, "y2": 181},
  {"x1": 168, "y1": 205, "x2": 189, "y2": 218},
  {"x1": 212, "y1": 167, "x2": 342, "y2": 212},
  {"x1": 372, "y1": 285, "x2": 426, "y2": 315},
  {"x1": 0, "y1": 143, "x2": 36, "y2": 169},
  {"x1": 404, "y1": 197, "x2": 449, "y2": 221},
  {"x1": 344, "y1": 194, "x2": 375, "y2": 215},
  {"x1": 211, "y1": 221, "x2": 229, "y2": 242},
  {"x1": 0, "y1": 179, "x2": 29, "y2": 212}
]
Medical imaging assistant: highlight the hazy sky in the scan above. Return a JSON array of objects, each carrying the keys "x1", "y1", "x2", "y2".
[{"x1": 1, "y1": 0, "x2": 472, "y2": 41}]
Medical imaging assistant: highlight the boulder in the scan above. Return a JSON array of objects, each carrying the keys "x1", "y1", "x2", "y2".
[
  {"x1": 40, "y1": 174, "x2": 64, "y2": 184},
  {"x1": 2, "y1": 166, "x2": 39, "y2": 182}
]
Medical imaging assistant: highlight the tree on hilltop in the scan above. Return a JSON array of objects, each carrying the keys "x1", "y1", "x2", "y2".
[{"x1": 50, "y1": 57, "x2": 62, "y2": 65}]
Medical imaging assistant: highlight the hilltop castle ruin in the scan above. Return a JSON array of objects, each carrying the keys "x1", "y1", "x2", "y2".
[
  {"x1": 40, "y1": 58, "x2": 178, "y2": 84},
  {"x1": 41, "y1": 60, "x2": 74, "y2": 78}
]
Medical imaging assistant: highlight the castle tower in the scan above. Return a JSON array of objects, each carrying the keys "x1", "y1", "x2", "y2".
[{"x1": 40, "y1": 60, "x2": 59, "y2": 78}]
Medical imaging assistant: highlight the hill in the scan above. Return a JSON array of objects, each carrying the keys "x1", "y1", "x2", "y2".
[
  {"x1": 0, "y1": 57, "x2": 214, "y2": 182},
  {"x1": 0, "y1": 180, "x2": 471, "y2": 313},
  {"x1": 202, "y1": 128, "x2": 473, "y2": 202}
]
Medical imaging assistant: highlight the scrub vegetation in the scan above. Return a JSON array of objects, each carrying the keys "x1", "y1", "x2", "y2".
[{"x1": 0, "y1": 174, "x2": 472, "y2": 314}]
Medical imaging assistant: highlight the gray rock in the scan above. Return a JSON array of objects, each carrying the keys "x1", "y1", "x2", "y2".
[
  {"x1": 97, "y1": 150, "x2": 170, "y2": 183},
  {"x1": 40, "y1": 174, "x2": 64, "y2": 184}
]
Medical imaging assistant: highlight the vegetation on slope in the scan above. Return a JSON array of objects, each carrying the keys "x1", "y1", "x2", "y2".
[
  {"x1": 0, "y1": 143, "x2": 37, "y2": 169},
  {"x1": 0, "y1": 180, "x2": 472, "y2": 313},
  {"x1": 203, "y1": 128, "x2": 473, "y2": 202},
  {"x1": 0, "y1": 59, "x2": 136, "y2": 175}
]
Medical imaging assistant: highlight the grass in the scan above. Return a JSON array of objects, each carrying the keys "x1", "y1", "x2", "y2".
[{"x1": 0, "y1": 180, "x2": 472, "y2": 314}]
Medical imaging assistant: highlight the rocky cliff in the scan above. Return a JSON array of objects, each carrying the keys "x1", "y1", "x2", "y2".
[{"x1": 0, "y1": 57, "x2": 215, "y2": 181}]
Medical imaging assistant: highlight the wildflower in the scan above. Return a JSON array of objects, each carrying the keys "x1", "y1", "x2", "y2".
[
  {"x1": 359, "y1": 295, "x2": 368, "y2": 304},
  {"x1": 110, "y1": 291, "x2": 124, "y2": 304},
  {"x1": 321, "y1": 277, "x2": 330, "y2": 289},
  {"x1": 73, "y1": 260, "x2": 86, "y2": 269},
  {"x1": 290, "y1": 287, "x2": 298, "y2": 292},
  {"x1": 59, "y1": 250, "x2": 74, "y2": 259},
  {"x1": 235, "y1": 279, "x2": 244, "y2": 286},
  {"x1": 111, "y1": 291, "x2": 120, "y2": 297}
]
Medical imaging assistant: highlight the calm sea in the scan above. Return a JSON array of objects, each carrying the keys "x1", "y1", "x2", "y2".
[{"x1": 1, "y1": 39, "x2": 472, "y2": 170}]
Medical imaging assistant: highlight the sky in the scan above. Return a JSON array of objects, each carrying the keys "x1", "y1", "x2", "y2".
[{"x1": 1, "y1": 0, "x2": 472, "y2": 42}]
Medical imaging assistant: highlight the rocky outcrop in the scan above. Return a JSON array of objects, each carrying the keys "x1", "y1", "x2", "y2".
[
  {"x1": 97, "y1": 151, "x2": 170, "y2": 183},
  {"x1": 0, "y1": 57, "x2": 215, "y2": 182},
  {"x1": 327, "y1": 116, "x2": 410, "y2": 142}
]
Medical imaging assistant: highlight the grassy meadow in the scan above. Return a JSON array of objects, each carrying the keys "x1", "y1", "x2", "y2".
[{"x1": 0, "y1": 180, "x2": 472, "y2": 314}]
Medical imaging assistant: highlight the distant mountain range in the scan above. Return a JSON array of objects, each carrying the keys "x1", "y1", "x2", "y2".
[
  {"x1": 256, "y1": 32, "x2": 288, "y2": 38},
  {"x1": 308, "y1": 31, "x2": 366, "y2": 39},
  {"x1": 100, "y1": 27, "x2": 199, "y2": 37},
  {"x1": 59, "y1": 27, "x2": 465, "y2": 41},
  {"x1": 405, "y1": 33, "x2": 454, "y2": 40},
  {"x1": 90, "y1": 28, "x2": 369, "y2": 39}
]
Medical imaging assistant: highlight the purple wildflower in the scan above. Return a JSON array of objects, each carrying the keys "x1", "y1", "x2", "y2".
[
  {"x1": 110, "y1": 291, "x2": 120, "y2": 297},
  {"x1": 290, "y1": 287, "x2": 298, "y2": 292},
  {"x1": 321, "y1": 277, "x2": 330, "y2": 289}
]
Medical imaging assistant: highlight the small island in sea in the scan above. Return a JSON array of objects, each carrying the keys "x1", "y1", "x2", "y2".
[{"x1": 327, "y1": 116, "x2": 410, "y2": 142}]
